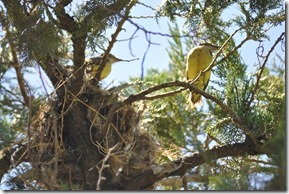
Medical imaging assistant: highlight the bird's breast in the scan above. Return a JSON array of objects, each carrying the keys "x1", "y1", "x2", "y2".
[{"x1": 186, "y1": 47, "x2": 213, "y2": 80}]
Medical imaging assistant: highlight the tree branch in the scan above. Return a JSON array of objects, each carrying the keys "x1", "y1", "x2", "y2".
[
  {"x1": 141, "y1": 87, "x2": 187, "y2": 100},
  {"x1": 247, "y1": 32, "x2": 285, "y2": 107},
  {"x1": 0, "y1": 15, "x2": 31, "y2": 108},
  {"x1": 54, "y1": 0, "x2": 76, "y2": 33},
  {"x1": 218, "y1": 35, "x2": 251, "y2": 64},
  {"x1": 123, "y1": 140, "x2": 265, "y2": 190},
  {"x1": 100, "y1": 80, "x2": 257, "y2": 149},
  {"x1": 0, "y1": 143, "x2": 81, "y2": 183},
  {"x1": 0, "y1": 145, "x2": 28, "y2": 181},
  {"x1": 96, "y1": 0, "x2": 137, "y2": 81}
]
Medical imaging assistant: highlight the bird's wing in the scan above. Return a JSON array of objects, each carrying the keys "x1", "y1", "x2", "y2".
[
  {"x1": 186, "y1": 46, "x2": 212, "y2": 89},
  {"x1": 186, "y1": 47, "x2": 201, "y2": 80},
  {"x1": 202, "y1": 74, "x2": 211, "y2": 91}
]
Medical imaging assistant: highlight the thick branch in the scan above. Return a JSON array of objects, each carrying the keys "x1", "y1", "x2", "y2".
[
  {"x1": 101, "y1": 80, "x2": 256, "y2": 148},
  {"x1": 54, "y1": 0, "x2": 76, "y2": 33},
  {"x1": 0, "y1": 145, "x2": 27, "y2": 181},
  {"x1": 0, "y1": 143, "x2": 80, "y2": 182},
  {"x1": 51, "y1": 1, "x2": 86, "y2": 93},
  {"x1": 123, "y1": 140, "x2": 264, "y2": 190}
]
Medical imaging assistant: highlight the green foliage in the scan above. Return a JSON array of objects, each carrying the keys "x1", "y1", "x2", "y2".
[
  {"x1": 1, "y1": 2, "x2": 63, "y2": 62},
  {"x1": 0, "y1": 0, "x2": 285, "y2": 191},
  {"x1": 0, "y1": 78, "x2": 26, "y2": 148},
  {"x1": 209, "y1": 174, "x2": 250, "y2": 190},
  {"x1": 122, "y1": 22, "x2": 209, "y2": 153},
  {"x1": 158, "y1": 0, "x2": 284, "y2": 42},
  {"x1": 263, "y1": 120, "x2": 286, "y2": 190},
  {"x1": 124, "y1": 1, "x2": 284, "y2": 187},
  {"x1": 17, "y1": 20, "x2": 63, "y2": 62}
]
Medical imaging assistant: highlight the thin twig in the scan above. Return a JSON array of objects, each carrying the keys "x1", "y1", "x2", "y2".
[
  {"x1": 2, "y1": 20, "x2": 31, "y2": 108},
  {"x1": 96, "y1": 0, "x2": 137, "y2": 81},
  {"x1": 217, "y1": 35, "x2": 251, "y2": 65},
  {"x1": 96, "y1": 143, "x2": 119, "y2": 190},
  {"x1": 141, "y1": 87, "x2": 187, "y2": 100},
  {"x1": 100, "y1": 80, "x2": 257, "y2": 148},
  {"x1": 191, "y1": 27, "x2": 244, "y2": 85},
  {"x1": 206, "y1": 27, "x2": 243, "y2": 71},
  {"x1": 127, "y1": 18, "x2": 193, "y2": 39},
  {"x1": 247, "y1": 32, "x2": 285, "y2": 107}
]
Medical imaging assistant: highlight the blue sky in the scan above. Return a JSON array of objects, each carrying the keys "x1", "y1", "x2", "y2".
[
  {"x1": 104, "y1": 0, "x2": 285, "y2": 86},
  {"x1": 21, "y1": 0, "x2": 284, "y2": 96},
  {"x1": 17, "y1": 0, "x2": 285, "y2": 95},
  {"x1": 0, "y1": 0, "x2": 286, "y2": 190},
  {"x1": 19, "y1": 0, "x2": 171, "y2": 94}
]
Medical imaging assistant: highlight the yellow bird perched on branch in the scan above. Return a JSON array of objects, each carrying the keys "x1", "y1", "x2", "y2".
[{"x1": 186, "y1": 43, "x2": 219, "y2": 108}]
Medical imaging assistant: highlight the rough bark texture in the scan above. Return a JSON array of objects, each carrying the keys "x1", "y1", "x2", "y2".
[
  {"x1": 0, "y1": 127, "x2": 264, "y2": 190},
  {"x1": 0, "y1": 0, "x2": 269, "y2": 191},
  {"x1": 23, "y1": 87, "x2": 157, "y2": 190}
]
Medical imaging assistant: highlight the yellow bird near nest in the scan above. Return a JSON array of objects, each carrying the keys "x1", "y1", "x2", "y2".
[
  {"x1": 186, "y1": 43, "x2": 219, "y2": 108},
  {"x1": 84, "y1": 53, "x2": 124, "y2": 81}
]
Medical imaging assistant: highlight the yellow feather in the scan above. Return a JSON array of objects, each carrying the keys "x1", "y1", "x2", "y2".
[
  {"x1": 84, "y1": 54, "x2": 123, "y2": 80},
  {"x1": 91, "y1": 60, "x2": 114, "y2": 80},
  {"x1": 186, "y1": 43, "x2": 218, "y2": 108}
]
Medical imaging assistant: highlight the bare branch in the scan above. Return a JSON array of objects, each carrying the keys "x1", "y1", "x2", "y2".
[
  {"x1": 0, "y1": 145, "x2": 27, "y2": 181},
  {"x1": 247, "y1": 32, "x2": 285, "y2": 107},
  {"x1": 123, "y1": 140, "x2": 265, "y2": 190},
  {"x1": 99, "y1": 80, "x2": 257, "y2": 148},
  {"x1": 127, "y1": 18, "x2": 192, "y2": 38},
  {"x1": 204, "y1": 27, "x2": 243, "y2": 72},
  {"x1": 96, "y1": 0, "x2": 137, "y2": 81},
  {"x1": 141, "y1": 87, "x2": 187, "y2": 100},
  {"x1": 218, "y1": 35, "x2": 251, "y2": 64},
  {"x1": 156, "y1": 174, "x2": 208, "y2": 187},
  {"x1": 182, "y1": 176, "x2": 188, "y2": 190},
  {"x1": 96, "y1": 143, "x2": 119, "y2": 190},
  {"x1": 1, "y1": 16, "x2": 31, "y2": 108},
  {"x1": 54, "y1": 0, "x2": 77, "y2": 33}
]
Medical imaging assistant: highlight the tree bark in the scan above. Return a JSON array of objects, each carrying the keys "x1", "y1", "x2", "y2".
[{"x1": 122, "y1": 141, "x2": 264, "y2": 190}]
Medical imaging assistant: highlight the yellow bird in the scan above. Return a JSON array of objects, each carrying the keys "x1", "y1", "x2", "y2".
[
  {"x1": 84, "y1": 53, "x2": 123, "y2": 80},
  {"x1": 186, "y1": 43, "x2": 219, "y2": 108}
]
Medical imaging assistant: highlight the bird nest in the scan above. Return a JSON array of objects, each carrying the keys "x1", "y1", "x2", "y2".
[{"x1": 26, "y1": 88, "x2": 159, "y2": 189}]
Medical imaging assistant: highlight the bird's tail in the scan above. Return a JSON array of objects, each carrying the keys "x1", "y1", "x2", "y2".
[{"x1": 189, "y1": 92, "x2": 202, "y2": 109}]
